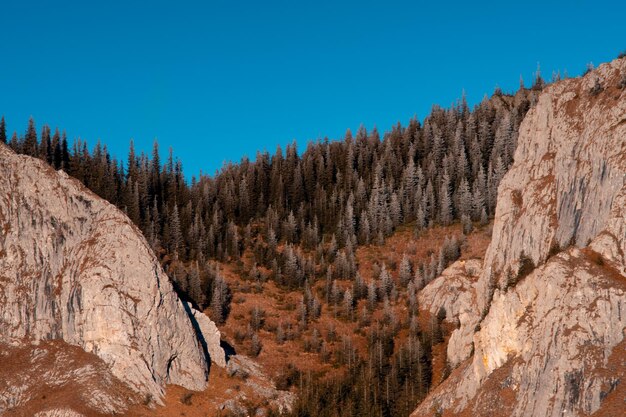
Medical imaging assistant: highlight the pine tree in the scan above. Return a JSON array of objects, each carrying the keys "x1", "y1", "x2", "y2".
[
  {"x1": 250, "y1": 333, "x2": 262, "y2": 357},
  {"x1": 0, "y1": 116, "x2": 6, "y2": 144},
  {"x1": 128, "y1": 180, "x2": 141, "y2": 225},
  {"x1": 283, "y1": 210, "x2": 297, "y2": 243},
  {"x1": 210, "y1": 270, "x2": 230, "y2": 325},
  {"x1": 189, "y1": 262, "x2": 205, "y2": 307},
  {"x1": 379, "y1": 263, "x2": 394, "y2": 299},
  {"x1": 358, "y1": 210, "x2": 371, "y2": 244},
  {"x1": 439, "y1": 172, "x2": 452, "y2": 225},
  {"x1": 51, "y1": 129, "x2": 61, "y2": 169},
  {"x1": 414, "y1": 267, "x2": 425, "y2": 290},
  {"x1": 343, "y1": 289, "x2": 354, "y2": 320},
  {"x1": 61, "y1": 132, "x2": 70, "y2": 170},
  {"x1": 367, "y1": 280, "x2": 377, "y2": 311},
  {"x1": 170, "y1": 204, "x2": 183, "y2": 258},
  {"x1": 24, "y1": 117, "x2": 38, "y2": 156},
  {"x1": 9, "y1": 132, "x2": 18, "y2": 151},
  {"x1": 457, "y1": 177, "x2": 472, "y2": 218},
  {"x1": 399, "y1": 254, "x2": 412, "y2": 287},
  {"x1": 39, "y1": 125, "x2": 52, "y2": 164},
  {"x1": 127, "y1": 139, "x2": 138, "y2": 182}
]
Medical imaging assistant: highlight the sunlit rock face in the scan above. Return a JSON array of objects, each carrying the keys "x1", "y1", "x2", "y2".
[
  {"x1": 413, "y1": 57, "x2": 626, "y2": 417},
  {"x1": 0, "y1": 143, "x2": 219, "y2": 412}
]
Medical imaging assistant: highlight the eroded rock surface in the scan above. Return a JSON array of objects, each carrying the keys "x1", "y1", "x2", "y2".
[
  {"x1": 418, "y1": 259, "x2": 482, "y2": 367},
  {"x1": 0, "y1": 143, "x2": 217, "y2": 412},
  {"x1": 187, "y1": 302, "x2": 227, "y2": 368},
  {"x1": 224, "y1": 355, "x2": 296, "y2": 414},
  {"x1": 413, "y1": 58, "x2": 626, "y2": 417}
]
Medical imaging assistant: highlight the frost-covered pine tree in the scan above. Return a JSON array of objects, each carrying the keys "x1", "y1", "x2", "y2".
[
  {"x1": 343, "y1": 289, "x2": 353, "y2": 319},
  {"x1": 399, "y1": 254, "x2": 412, "y2": 287},
  {"x1": 439, "y1": 172, "x2": 452, "y2": 225}
]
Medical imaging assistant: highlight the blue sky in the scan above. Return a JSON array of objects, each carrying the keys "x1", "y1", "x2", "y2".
[{"x1": 1, "y1": 1, "x2": 624, "y2": 177}]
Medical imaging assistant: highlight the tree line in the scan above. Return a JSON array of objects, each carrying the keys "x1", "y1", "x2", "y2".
[
  {"x1": 0, "y1": 84, "x2": 536, "y2": 297},
  {"x1": 1, "y1": 79, "x2": 541, "y2": 416}
]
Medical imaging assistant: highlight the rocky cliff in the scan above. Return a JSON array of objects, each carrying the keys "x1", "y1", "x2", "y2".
[
  {"x1": 0, "y1": 143, "x2": 223, "y2": 414},
  {"x1": 413, "y1": 58, "x2": 626, "y2": 416}
]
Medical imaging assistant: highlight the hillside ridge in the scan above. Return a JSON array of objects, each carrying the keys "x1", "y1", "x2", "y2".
[{"x1": 412, "y1": 57, "x2": 626, "y2": 417}]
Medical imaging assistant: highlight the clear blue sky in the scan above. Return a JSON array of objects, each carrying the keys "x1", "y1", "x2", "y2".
[{"x1": 1, "y1": 1, "x2": 624, "y2": 177}]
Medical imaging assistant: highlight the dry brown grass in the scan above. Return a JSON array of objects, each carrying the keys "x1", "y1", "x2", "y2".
[
  {"x1": 0, "y1": 340, "x2": 138, "y2": 417},
  {"x1": 129, "y1": 221, "x2": 494, "y2": 415}
]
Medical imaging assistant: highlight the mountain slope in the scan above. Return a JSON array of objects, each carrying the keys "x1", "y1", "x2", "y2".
[
  {"x1": 0, "y1": 143, "x2": 221, "y2": 414},
  {"x1": 412, "y1": 58, "x2": 626, "y2": 417}
]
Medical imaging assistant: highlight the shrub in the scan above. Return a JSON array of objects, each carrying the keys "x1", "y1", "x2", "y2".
[
  {"x1": 249, "y1": 306, "x2": 265, "y2": 331},
  {"x1": 517, "y1": 253, "x2": 536, "y2": 282},
  {"x1": 142, "y1": 393, "x2": 153, "y2": 406},
  {"x1": 388, "y1": 259, "x2": 398, "y2": 271},
  {"x1": 181, "y1": 392, "x2": 194, "y2": 405},
  {"x1": 548, "y1": 241, "x2": 561, "y2": 258},
  {"x1": 436, "y1": 306, "x2": 447, "y2": 322},
  {"x1": 275, "y1": 363, "x2": 301, "y2": 390},
  {"x1": 249, "y1": 333, "x2": 262, "y2": 357},
  {"x1": 461, "y1": 214, "x2": 473, "y2": 235},
  {"x1": 589, "y1": 78, "x2": 603, "y2": 96},
  {"x1": 275, "y1": 323, "x2": 285, "y2": 344}
]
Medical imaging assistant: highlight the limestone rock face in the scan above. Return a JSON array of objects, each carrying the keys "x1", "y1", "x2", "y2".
[
  {"x1": 0, "y1": 143, "x2": 213, "y2": 410},
  {"x1": 224, "y1": 355, "x2": 296, "y2": 413},
  {"x1": 418, "y1": 259, "x2": 482, "y2": 367},
  {"x1": 419, "y1": 259, "x2": 482, "y2": 320},
  {"x1": 187, "y1": 302, "x2": 227, "y2": 368},
  {"x1": 477, "y1": 58, "x2": 626, "y2": 306},
  {"x1": 413, "y1": 58, "x2": 626, "y2": 417}
]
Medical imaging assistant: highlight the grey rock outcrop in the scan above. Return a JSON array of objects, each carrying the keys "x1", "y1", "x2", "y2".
[
  {"x1": 0, "y1": 143, "x2": 216, "y2": 411},
  {"x1": 418, "y1": 259, "x2": 482, "y2": 367},
  {"x1": 224, "y1": 355, "x2": 295, "y2": 413},
  {"x1": 187, "y1": 302, "x2": 227, "y2": 368},
  {"x1": 418, "y1": 259, "x2": 482, "y2": 321},
  {"x1": 413, "y1": 58, "x2": 626, "y2": 416}
]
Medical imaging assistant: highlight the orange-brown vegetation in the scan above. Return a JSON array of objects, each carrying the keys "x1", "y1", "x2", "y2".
[{"x1": 130, "y1": 221, "x2": 493, "y2": 415}]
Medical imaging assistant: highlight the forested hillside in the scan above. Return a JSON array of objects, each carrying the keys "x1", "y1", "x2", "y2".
[{"x1": 1, "y1": 79, "x2": 541, "y2": 416}]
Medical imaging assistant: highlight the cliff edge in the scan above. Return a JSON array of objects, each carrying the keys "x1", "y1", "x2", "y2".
[
  {"x1": 0, "y1": 143, "x2": 221, "y2": 414},
  {"x1": 413, "y1": 58, "x2": 626, "y2": 417}
]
